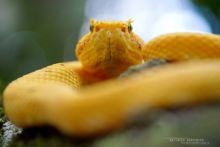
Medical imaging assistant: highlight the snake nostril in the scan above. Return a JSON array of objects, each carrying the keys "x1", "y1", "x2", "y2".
[{"x1": 106, "y1": 31, "x2": 112, "y2": 37}]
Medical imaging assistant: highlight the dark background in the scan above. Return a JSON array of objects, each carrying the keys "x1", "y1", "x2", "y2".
[{"x1": 0, "y1": 0, "x2": 220, "y2": 85}]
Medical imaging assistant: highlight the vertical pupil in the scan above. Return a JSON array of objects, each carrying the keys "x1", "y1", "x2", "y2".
[
  {"x1": 128, "y1": 24, "x2": 132, "y2": 32},
  {"x1": 90, "y1": 25, "x2": 93, "y2": 32}
]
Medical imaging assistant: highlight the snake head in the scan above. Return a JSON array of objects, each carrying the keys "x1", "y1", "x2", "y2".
[{"x1": 76, "y1": 19, "x2": 144, "y2": 77}]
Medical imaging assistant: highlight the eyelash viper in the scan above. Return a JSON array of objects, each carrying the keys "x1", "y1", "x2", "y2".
[{"x1": 3, "y1": 19, "x2": 220, "y2": 137}]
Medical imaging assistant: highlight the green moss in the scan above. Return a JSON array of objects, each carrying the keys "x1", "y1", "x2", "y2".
[
  {"x1": 0, "y1": 107, "x2": 6, "y2": 146},
  {"x1": 119, "y1": 59, "x2": 167, "y2": 78},
  {"x1": 0, "y1": 78, "x2": 6, "y2": 107}
]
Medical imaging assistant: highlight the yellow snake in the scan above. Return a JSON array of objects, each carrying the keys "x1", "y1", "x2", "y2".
[{"x1": 3, "y1": 19, "x2": 220, "y2": 137}]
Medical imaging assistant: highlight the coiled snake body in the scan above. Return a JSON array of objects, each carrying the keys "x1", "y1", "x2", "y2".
[{"x1": 3, "y1": 20, "x2": 220, "y2": 137}]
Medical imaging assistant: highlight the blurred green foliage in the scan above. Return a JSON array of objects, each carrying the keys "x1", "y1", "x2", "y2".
[
  {"x1": 192, "y1": 0, "x2": 220, "y2": 33},
  {"x1": 0, "y1": 0, "x2": 86, "y2": 83},
  {"x1": 0, "y1": 0, "x2": 220, "y2": 84},
  {"x1": 193, "y1": 0, "x2": 220, "y2": 17},
  {"x1": 0, "y1": 78, "x2": 5, "y2": 106}
]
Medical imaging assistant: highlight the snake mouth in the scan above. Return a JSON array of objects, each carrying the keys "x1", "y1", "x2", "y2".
[{"x1": 107, "y1": 34, "x2": 112, "y2": 62}]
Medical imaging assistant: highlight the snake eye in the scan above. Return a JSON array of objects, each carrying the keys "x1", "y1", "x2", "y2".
[
  {"x1": 128, "y1": 24, "x2": 132, "y2": 33},
  {"x1": 90, "y1": 24, "x2": 94, "y2": 32}
]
